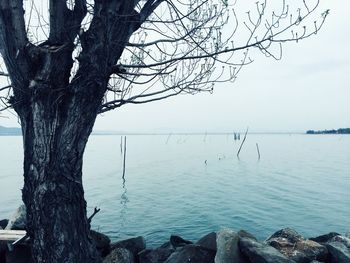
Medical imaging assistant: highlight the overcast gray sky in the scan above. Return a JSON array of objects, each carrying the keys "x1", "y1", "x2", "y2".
[{"x1": 1, "y1": 0, "x2": 349, "y2": 133}]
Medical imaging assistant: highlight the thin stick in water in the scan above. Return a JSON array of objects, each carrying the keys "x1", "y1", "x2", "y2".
[
  {"x1": 203, "y1": 131, "x2": 207, "y2": 142},
  {"x1": 237, "y1": 127, "x2": 249, "y2": 158},
  {"x1": 256, "y1": 143, "x2": 261, "y2": 160},
  {"x1": 120, "y1": 136, "x2": 123, "y2": 154}
]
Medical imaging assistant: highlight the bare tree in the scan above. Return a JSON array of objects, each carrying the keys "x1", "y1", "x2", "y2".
[{"x1": 0, "y1": 0, "x2": 327, "y2": 262}]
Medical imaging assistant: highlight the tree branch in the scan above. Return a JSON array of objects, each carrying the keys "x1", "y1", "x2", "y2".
[{"x1": 0, "y1": 0, "x2": 29, "y2": 86}]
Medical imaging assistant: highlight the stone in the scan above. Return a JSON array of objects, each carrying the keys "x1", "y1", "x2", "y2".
[
  {"x1": 111, "y1": 236, "x2": 146, "y2": 256},
  {"x1": 266, "y1": 228, "x2": 303, "y2": 243},
  {"x1": 138, "y1": 248, "x2": 174, "y2": 263},
  {"x1": 169, "y1": 235, "x2": 192, "y2": 248},
  {"x1": 239, "y1": 237, "x2": 295, "y2": 263},
  {"x1": 329, "y1": 235, "x2": 350, "y2": 248},
  {"x1": 103, "y1": 248, "x2": 134, "y2": 263},
  {"x1": 159, "y1": 241, "x2": 172, "y2": 249},
  {"x1": 266, "y1": 228, "x2": 328, "y2": 262},
  {"x1": 215, "y1": 229, "x2": 246, "y2": 263},
  {"x1": 0, "y1": 219, "x2": 9, "y2": 229},
  {"x1": 6, "y1": 244, "x2": 33, "y2": 263},
  {"x1": 238, "y1": 230, "x2": 258, "y2": 241},
  {"x1": 326, "y1": 241, "x2": 350, "y2": 263},
  {"x1": 196, "y1": 232, "x2": 217, "y2": 251},
  {"x1": 6, "y1": 205, "x2": 26, "y2": 230},
  {"x1": 310, "y1": 232, "x2": 340, "y2": 243},
  {"x1": 164, "y1": 244, "x2": 215, "y2": 263},
  {"x1": 91, "y1": 230, "x2": 111, "y2": 257}
]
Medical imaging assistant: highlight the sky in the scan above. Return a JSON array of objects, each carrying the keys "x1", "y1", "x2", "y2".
[{"x1": 1, "y1": 0, "x2": 349, "y2": 133}]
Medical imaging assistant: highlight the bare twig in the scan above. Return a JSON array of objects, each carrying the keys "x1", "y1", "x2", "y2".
[{"x1": 87, "y1": 207, "x2": 101, "y2": 224}]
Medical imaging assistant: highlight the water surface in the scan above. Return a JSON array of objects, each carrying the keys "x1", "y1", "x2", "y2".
[{"x1": 0, "y1": 134, "x2": 349, "y2": 246}]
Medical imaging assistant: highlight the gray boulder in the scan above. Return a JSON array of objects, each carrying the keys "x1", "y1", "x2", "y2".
[
  {"x1": 138, "y1": 248, "x2": 174, "y2": 263},
  {"x1": 309, "y1": 232, "x2": 340, "y2": 243},
  {"x1": 215, "y1": 229, "x2": 246, "y2": 263},
  {"x1": 238, "y1": 230, "x2": 258, "y2": 241},
  {"x1": 111, "y1": 236, "x2": 146, "y2": 257},
  {"x1": 326, "y1": 242, "x2": 350, "y2": 263},
  {"x1": 196, "y1": 232, "x2": 217, "y2": 251},
  {"x1": 0, "y1": 219, "x2": 8, "y2": 229},
  {"x1": 103, "y1": 247, "x2": 134, "y2": 263},
  {"x1": 326, "y1": 235, "x2": 350, "y2": 263},
  {"x1": 266, "y1": 228, "x2": 328, "y2": 262},
  {"x1": 164, "y1": 244, "x2": 215, "y2": 263},
  {"x1": 329, "y1": 235, "x2": 350, "y2": 247},
  {"x1": 169, "y1": 235, "x2": 192, "y2": 248},
  {"x1": 6, "y1": 205, "x2": 26, "y2": 230},
  {"x1": 239, "y1": 237, "x2": 296, "y2": 263}
]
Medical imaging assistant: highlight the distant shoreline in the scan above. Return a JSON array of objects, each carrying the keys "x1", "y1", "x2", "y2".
[
  {"x1": 2, "y1": 125, "x2": 349, "y2": 136},
  {"x1": 306, "y1": 128, "x2": 350, "y2": 134}
]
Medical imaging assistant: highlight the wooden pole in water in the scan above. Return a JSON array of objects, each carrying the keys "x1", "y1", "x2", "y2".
[
  {"x1": 256, "y1": 143, "x2": 261, "y2": 160},
  {"x1": 203, "y1": 131, "x2": 207, "y2": 142},
  {"x1": 120, "y1": 136, "x2": 123, "y2": 154},
  {"x1": 122, "y1": 136, "x2": 127, "y2": 179},
  {"x1": 237, "y1": 128, "x2": 249, "y2": 158}
]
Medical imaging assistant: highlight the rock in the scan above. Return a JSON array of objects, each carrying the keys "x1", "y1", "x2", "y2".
[
  {"x1": 6, "y1": 205, "x2": 26, "y2": 230},
  {"x1": 266, "y1": 228, "x2": 328, "y2": 262},
  {"x1": 0, "y1": 219, "x2": 9, "y2": 229},
  {"x1": 6, "y1": 244, "x2": 33, "y2": 263},
  {"x1": 238, "y1": 230, "x2": 258, "y2": 241},
  {"x1": 111, "y1": 236, "x2": 146, "y2": 256},
  {"x1": 196, "y1": 232, "x2": 217, "y2": 251},
  {"x1": 138, "y1": 248, "x2": 174, "y2": 263},
  {"x1": 159, "y1": 241, "x2": 172, "y2": 249},
  {"x1": 310, "y1": 232, "x2": 340, "y2": 243},
  {"x1": 239, "y1": 237, "x2": 295, "y2": 263},
  {"x1": 91, "y1": 230, "x2": 111, "y2": 257},
  {"x1": 324, "y1": 235, "x2": 350, "y2": 263},
  {"x1": 215, "y1": 229, "x2": 246, "y2": 263},
  {"x1": 326, "y1": 241, "x2": 350, "y2": 263},
  {"x1": 169, "y1": 235, "x2": 192, "y2": 248},
  {"x1": 267, "y1": 228, "x2": 303, "y2": 243},
  {"x1": 329, "y1": 235, "x2": 350, "y2": 248},
  {"x1": 103, "y1": 248, "x2": 133, "y2": 263},
  {"x1": 164, "y1": 244, "x2": 215, "y2": 263}
]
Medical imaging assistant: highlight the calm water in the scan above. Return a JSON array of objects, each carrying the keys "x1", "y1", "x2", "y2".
[{"x1": 0, "y1": 134, "x2": 349, "y2": 246}]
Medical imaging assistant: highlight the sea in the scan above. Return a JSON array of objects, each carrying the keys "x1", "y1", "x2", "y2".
[{"x1": 0, "y1": 133, "x2": 349, "y2": 246}]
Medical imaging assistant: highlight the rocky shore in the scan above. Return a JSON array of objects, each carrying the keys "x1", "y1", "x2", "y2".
[{"x1": 1, "y1": 206, "x2": 349, "y2": 263}]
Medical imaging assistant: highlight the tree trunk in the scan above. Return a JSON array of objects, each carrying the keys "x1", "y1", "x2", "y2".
[{"x1": 18, "y1": 79, "x2": 105, "y2": 263}]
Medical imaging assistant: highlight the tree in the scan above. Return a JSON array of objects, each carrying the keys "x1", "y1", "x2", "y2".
[{"x1": 0, "y1": 0, "x2": 327, "y2": 262}]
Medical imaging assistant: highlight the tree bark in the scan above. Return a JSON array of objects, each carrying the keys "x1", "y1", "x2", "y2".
[
  {"x1": 18, "y1": 79, "x2": 104, "y2": 263},
  {"x1": 1, "y1": 2, "x2": 142, "y2": 262}
]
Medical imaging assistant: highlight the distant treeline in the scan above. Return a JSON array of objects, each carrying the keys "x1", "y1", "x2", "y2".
[{"x1": 306, "y1": 128, "x2": 350, "y2": 134}]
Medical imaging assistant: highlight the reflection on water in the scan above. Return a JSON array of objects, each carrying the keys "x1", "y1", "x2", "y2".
[{"x1": 120, "y1": 175, "x2": 129, "y2": 229}]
